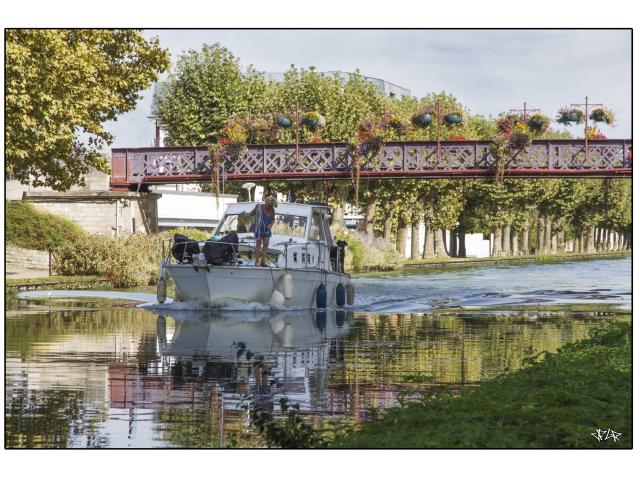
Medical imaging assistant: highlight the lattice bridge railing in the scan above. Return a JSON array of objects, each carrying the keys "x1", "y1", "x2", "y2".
[{"x1": 110, "y1": 140, "x2": 631, "y2": 188}]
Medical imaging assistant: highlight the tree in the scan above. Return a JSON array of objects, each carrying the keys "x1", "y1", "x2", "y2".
[{"x1": 6, "y1": 29, "x2": 170, "y2": 190}]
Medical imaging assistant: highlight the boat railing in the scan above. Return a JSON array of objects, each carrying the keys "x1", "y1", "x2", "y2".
[{"x1": 162, "y1": 237, "x2": 341, "y2": 272}]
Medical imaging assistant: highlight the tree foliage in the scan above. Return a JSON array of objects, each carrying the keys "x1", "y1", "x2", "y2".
[{"x1": 6, "y1": 29, "x2": 170, "y2": 190}]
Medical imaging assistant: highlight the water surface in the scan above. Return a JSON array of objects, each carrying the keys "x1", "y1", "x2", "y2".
[{"x1": 5, "y1": 257, "x2": 631, "y2": 447}]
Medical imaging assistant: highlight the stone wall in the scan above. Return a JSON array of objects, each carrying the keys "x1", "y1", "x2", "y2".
[
  {"x1": 24, "y1": 191, "x2": 159, "y2": 236},
  {"x1": 6, "y1": 245, "x2": 51, "y2": 271}
]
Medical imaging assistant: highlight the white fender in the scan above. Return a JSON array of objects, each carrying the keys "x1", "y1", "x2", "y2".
[
  {"x1": 269, "y1": 288, "x2": 285, "y2": 306},
  {"x1": 281, "y1": 273, "x2": 294, "y2": 299}
]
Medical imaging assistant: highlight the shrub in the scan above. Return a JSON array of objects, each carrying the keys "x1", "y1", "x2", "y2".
[
  {"x1": 162, "y1": 228, "x2": 211, "y2": 241},
  {"x1": 54, "y1": 233, "x2": 164, "y2": 287},
  {"x1": 335, "y1": 228, "x2": 403, "y2": 272},
  {"x1": 6, "y1": 201, "x2": 85, "y2": 251}
]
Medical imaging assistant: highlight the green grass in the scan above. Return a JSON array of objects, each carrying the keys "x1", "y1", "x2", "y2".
[
  {"x1": 331, "y1": 321, "x2": 631, "y2": 448},
  {"x1": 6, "y1": 201, "x2": 85, "y2": 251}
]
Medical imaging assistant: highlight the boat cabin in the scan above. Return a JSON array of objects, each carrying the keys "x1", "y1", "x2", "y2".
[{"x1": 212, "y1": 202, "x2": 341, "y2": 271}]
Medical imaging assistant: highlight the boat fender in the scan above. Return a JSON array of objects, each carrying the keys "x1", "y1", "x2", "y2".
[
  {"x1": 346, "y1": 283, "x2": 355, "y2": 305},
  {"x1": 315, "y1": 283, "x2": 327, "y2": 309},
  {"x1": 281, "y1": 273, "x2": 294, "y2": 299},
  {"x1": 335, "y1": 283, "x2": 346, "y2": 307},
  {"x1": 157, "y1": 277, "x2": 167, "y2": 304},
  {"x1": 269, "y1": 288, "x2": 285, "y2": 306},
  {"x1": 315, "y1": 311, "x2": 327, "y2": 331}
]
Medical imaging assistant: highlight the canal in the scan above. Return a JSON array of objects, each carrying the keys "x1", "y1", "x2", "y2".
[{"x1": 5, "y1": 257, "x2": 631, "y2": 448}]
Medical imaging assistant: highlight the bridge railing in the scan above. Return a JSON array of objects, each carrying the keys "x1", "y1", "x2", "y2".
[{"x1": 111, "y1": 139, "x2": 631, "y2": 186}]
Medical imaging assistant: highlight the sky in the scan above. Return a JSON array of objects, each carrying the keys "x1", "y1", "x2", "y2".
[{"x1": 105, "y1": 29, "x2": 632, "y2": 149}]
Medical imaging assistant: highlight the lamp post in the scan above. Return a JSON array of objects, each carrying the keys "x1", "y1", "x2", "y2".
[
  {"x1": 571, "y1": 96, "x2": 604, "y2": 165},
  {"x1": 242, "y1": 182, "x2": 256, "y2": 202},
  {"x1": 508, "y1": 102, "x2": 541, "y2": 121}
]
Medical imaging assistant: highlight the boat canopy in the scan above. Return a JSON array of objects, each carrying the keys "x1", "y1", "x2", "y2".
[{"x1": 224, "y1": 202, "x2": 323, "y2": 218}]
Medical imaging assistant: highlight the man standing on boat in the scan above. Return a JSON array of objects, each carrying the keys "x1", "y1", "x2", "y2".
[{"x1": 242, "y1": 196, "x2": 278, "y2": 267}]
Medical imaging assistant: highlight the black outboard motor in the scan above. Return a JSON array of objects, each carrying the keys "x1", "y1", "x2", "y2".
[
  {"x1": 203, "y1": 231, "x2": 239, "y2": 266},
  {"x1": 330, "y1": 239, "x2": 348, "y2": 273},
  {"x1": 172, "y1": 234, "x2": 201, "y2": 264}
]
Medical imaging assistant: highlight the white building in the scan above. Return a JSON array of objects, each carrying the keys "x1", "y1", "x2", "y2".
[{"x1": 151, "y1": 185, "x2": 238, "y2": 232}]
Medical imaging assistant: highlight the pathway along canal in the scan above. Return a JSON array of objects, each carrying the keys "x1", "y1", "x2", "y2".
[{"x1": 5, "y1": 257, "x2": 630, "y2": 447}]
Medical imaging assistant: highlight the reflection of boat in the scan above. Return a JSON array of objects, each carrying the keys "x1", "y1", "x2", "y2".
[
  {"x1": 160, "y1": 202, "x2": 354, "y2": 308},
  {"x1": 161, "y1": 309, "x2": 352, "y2": 361}
]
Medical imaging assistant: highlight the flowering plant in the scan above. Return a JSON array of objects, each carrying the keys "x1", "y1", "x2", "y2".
[
  {"x1": 497, "y1": 114, "x2": 519, "y2": 134},
  {"x1": 507, "y1": 131, "x2": 531, "y2": 150},
  {"x1": 301, "y1": 111, "x2": 326, "y2": 129},
  {"x1": 221, "y1": 123, "x2": 248, "y2": 145},
  {"x1": 586, "y1": 126, "x2": 607, "y2": 140},
  {"x1": 387, "y1": 114, "x2": 404, "y2": 130},
  {"x1": 356, "y1": 121, "x2": 385, "y2": 157},
  {"x1": 589, "y1": 107, "x2": 616, "y2": 126},
  {"x1": 218, "y1": 123, "x2": 248, "y2": 157},
  {"x1": 557, "y1": 107, "x2": 585, "y2": 125},
  {"x1": 527, "y1": 113, "x2": 550, "y2": 135}
]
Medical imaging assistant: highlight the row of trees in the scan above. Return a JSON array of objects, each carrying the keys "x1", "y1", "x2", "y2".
[{"x1": 155, "y1": 43, "x2": 630, "y2": 258}]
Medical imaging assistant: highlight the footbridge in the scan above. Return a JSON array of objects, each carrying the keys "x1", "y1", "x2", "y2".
[{"x1": 110, "y1": 139, "x2": 631, "y2": 189}]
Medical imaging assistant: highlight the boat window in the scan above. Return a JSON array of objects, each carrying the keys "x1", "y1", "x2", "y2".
[
  {"x1": 270, "y1": 214, "x2": 308, "y2": 238},
  {"x1": 215, "y1": 212, "x2": 308, "y2": 239},
  {"x1": 310, "y1": 212, "x2": 321, "y2": 240}
]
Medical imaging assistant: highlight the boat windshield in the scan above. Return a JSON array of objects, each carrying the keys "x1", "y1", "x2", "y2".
[{"x1": 215, "y1": 213, "x2": 309, "y2": 239}]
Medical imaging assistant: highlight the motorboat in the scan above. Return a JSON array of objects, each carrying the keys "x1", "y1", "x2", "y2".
[{"x1": 157, "y1": 202, "x2": 354, "y2": 308}]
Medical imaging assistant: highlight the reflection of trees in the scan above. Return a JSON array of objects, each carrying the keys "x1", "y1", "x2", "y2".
[
  {"x1": 6, "y1": 307, "x2": 160, "y2": 355},
  {"x1": 5, "y1": 389, "x2": 107, "y2": 448},
  {"x1": 331, "y1": 312, "x2": 625, "y2": 410}
]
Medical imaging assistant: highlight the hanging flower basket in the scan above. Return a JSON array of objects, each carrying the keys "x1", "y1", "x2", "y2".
[
  {"x1": 301, "y1": 111, "x2": 326, "y2": 128},
  {"x1": 507, "y1": 132, "x2": 531, "y2": 150},
  {"x1": 411, "y1": 113, "x2": 433, "y2": 127},
  {"x1": 444, "y1": 113, "x2": 463, "y2": 125},
  {"x1": 387, "y1": 115, "x2": 404, "y2": 130},
  {"x1": 497, "y1": 114, "x2": 519, "y2": 134},
  {"x1": 527, "y1": 113, "x2": 550, "y2": 134},
  {"x1": 556, "y1": 107, "x2": 584, "y2": 126},
  {"x1": 589, "y1": 107, "x2": 615, "y2": 126},
  {"x1": 275, "y1": 115, "x2": 293, "y2": 128}
]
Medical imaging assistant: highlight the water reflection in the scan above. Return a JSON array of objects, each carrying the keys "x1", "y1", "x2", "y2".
[{"x1": 5, "y1": 302, "x2": 627, "y2": 448}]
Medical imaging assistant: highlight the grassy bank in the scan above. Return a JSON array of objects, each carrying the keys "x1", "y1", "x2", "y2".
[
  {"x1": 330, "y1": 321, "x2": 631, "y2": 448},
  {"x1": 399, "y1": 251, "x2": 630, "y2": 272}
]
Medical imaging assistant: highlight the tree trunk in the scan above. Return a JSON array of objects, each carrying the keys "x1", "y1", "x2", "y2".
[
  {"x1": 422, "y1": 216, "x2": 435, "y2": 258},
  {"x1": 617, "y1": 232, "x2": 624, "y2": 251},
  {"x1": 457, "y1": 223, "x2": 467, "y2": 258},
  {"x1": 502, "y1": 223, "x2": 511, "y2": 257},
  {"x1": 573, "y1": 233, "x2": 581, "y2": 253},
  {"x1": 449, "y1": 229, "x2": 457, "y2": 258},
  {"x1": 605, "y1": 229, "x2": 612, "y2": 251},
  {"x1": 330, "y1": 185, "x2": 349, "y2": 230},
  {"x1": 434, "y1": 229, "x2": 448, "y2": 257},
  {"x1": 396, "y1": 215, "x2": 408, "y2": 257},
  {"x1": 492, "y1": 226, "x2": 503, "y2": 257},
  {"x1": 364, "y1": 197, "x2": 377, "y2": 237},
  {"x1": 586, "y1": 226, "x2": 596, "y2": 253},
  {"x1": 544, "y1": 215, "x2": 552, "y2": 254},
  {"x1": 522, "y1": 220, "x2": 530, "y2": 255},
  {"x1": 410, "y1": 219, "x2": 421, "y2": 260},
  {"x1": 558, "y1": 230, "x2": 566, "y2": 254},
  {"x1": 383, "y1": 209, "x2": 395, "y2": 242},
  {"x1": 511, "y1": 229, "x2": 519, "y2": 256},
  {"x1": 551, "y1": 231, "x2": 558, "y2": 254},
  {"x1": 537, "y1": 216, "x2": 545, "y2": 254}
]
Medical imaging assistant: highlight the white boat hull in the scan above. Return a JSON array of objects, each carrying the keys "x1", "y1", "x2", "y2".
[{"x1": 165, "y1": 264, "x2": 350, "y2": 308}]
